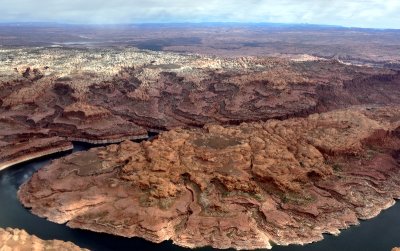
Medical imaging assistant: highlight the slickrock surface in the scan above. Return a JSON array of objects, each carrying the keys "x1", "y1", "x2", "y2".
[
  {"x1": 1, "y1": 47, "x2": 400, "y2": 169},
  {"x1": 19, "y1": 106, "x2": 400, "y2": 249},
  {"x1": 0, "y1": 227, "x2": 89, "y2": 251}
]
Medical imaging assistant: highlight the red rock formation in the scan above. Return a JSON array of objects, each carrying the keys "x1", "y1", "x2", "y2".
[
  {"x1": 0, "y1": 228, "x2": 88, "y2": 250},
  {"x1": 18, "y1": 107, "x2": 400, "y2": 249},
  {"x1": 1, "y1": 48, "x2": 399, "y2": 169}
]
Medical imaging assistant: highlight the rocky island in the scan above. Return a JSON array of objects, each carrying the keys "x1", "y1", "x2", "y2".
[{"x1": 0, "y1": 46, "x2": 399, "y2": 249}]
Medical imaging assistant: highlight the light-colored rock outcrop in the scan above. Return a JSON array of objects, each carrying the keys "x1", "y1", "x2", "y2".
[{"x1": 0, "y1": 228, "x2": 88, "y2": 251}]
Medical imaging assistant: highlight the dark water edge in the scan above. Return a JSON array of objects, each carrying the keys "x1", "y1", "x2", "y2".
[{"x1": 0, "y1": 142, "x2": 399, "y2": 251}]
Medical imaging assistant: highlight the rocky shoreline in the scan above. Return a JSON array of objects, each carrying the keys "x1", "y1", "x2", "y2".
[
  {"x1": 0, "y1": 144, "x2": 73, "y2": 171},
  {"x1": 0, "y1": 227, "x2": 89, "y2": 250},
  {"x1": 18, "y1": 106, "x2": 400, "y2": 249},
  {"x1": 66, "y1": 135, "x2": 149, "y2": 145},
  {"x1": 0, "y1": 137, "x2": 73, "y2": 171},
  {"x1": 0, "y1": 135, "x2": 150, "y2": 172},
  {"x1": 1, "y1": 47, "x2": 400, "y2": 249}
]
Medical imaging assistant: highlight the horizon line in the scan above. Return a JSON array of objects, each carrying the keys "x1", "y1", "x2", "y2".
[{"x1": 0, "y1": 21, "x2": 399, "y2": 31}]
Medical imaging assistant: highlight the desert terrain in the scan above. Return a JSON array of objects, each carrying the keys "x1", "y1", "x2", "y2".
[
  {"x1": 0, "y1": 24, "x2": 399, "y2": 250},
  {"x1": 1, "y1": 23, "x2": 400, "y2": 67},
  {"x1": 0, "y1": 227, "x2": 88, "y2": 251}
]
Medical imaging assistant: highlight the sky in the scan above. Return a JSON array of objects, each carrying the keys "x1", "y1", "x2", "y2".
[{"x1": 0, "y1": 0, "x2": 400, "y2": 29}]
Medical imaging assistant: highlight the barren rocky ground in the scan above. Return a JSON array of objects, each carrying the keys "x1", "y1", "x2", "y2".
[
  {"x1": 18, "y1": 106, "x2": 400, "y2": 249},
  {"x1": 0, "y1": 46, "x2": 399, "y2": 249},
  {"x1": 0, "y1": 227, "x2": 88, "y2": 250},
  {"x1": 1, "y1": 24, "x2": 400, "y2": 68},
  {"x1": 1, "y1": 47, "x2": 399, "y2": 170}
]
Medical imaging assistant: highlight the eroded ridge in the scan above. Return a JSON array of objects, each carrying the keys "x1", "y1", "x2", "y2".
[
  {"x1": 1, "y1": 48, "x2": 400, "y2": 169},
  {"x1": 19, "y1": 106, "x2": 400, "y2": 249}
]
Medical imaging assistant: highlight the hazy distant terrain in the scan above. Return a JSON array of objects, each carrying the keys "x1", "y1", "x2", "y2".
[{"x1": 1, "y1": 23, "x2": 400, "y2": 68}]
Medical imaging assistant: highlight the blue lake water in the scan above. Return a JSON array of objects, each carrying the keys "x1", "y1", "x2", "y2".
[{"x1": 0, "y1": 142, "x2": 399, "y2": 251}]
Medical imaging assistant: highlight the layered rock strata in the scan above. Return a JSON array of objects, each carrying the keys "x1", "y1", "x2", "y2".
[
  {"x1": 0, "y1": 136, "x2": 73, "y2": 171},
  {"x1": 1, "y1": 47, "x2": 400, "y2": 169},
  {"x1": 0, "y1": 228, "x2": 89, "y2": 251},
  {"x1": 19, "y1": 106, "x2": 400, "y2": 249}
]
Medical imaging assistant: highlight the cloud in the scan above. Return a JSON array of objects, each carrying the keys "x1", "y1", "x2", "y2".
[{"x1": 0, "y1": 0, "x2": 399, "y2": 28}]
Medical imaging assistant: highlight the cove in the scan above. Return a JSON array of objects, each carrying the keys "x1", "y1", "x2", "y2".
[{"x1": 0, "y1": 142, "x2": 399, "y2": 251}]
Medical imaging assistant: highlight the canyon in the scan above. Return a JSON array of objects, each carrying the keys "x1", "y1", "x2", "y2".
[
  {"x1": 18, "y1": 106, "x2": 400, "y2": 249},
  {"x1": 0, "y1": 45, "x2": 399, "y2": 249},
  {"x1": 1, "y1": 47, "x2": 399, "y2": 170}
]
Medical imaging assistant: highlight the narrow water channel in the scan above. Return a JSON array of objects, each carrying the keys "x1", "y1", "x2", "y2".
[{"x1": 0, "y1": 142, "x2": 399, "y2": 251}]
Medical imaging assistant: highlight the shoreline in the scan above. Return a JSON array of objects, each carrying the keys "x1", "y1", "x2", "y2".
[
  {"x1": 0, "y1": 144, "x2": 74, "y2": 172},
  {"x1": 67, "y1": 134, "x2": 149, "y2": 144},
  {"x1": 0, "y1": 134, "x2": 150, "y2": 172}
]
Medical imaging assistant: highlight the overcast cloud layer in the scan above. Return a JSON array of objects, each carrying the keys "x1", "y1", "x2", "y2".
[{"x1": 1, "y1": 0, "x2": 399, "y2": 29}]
